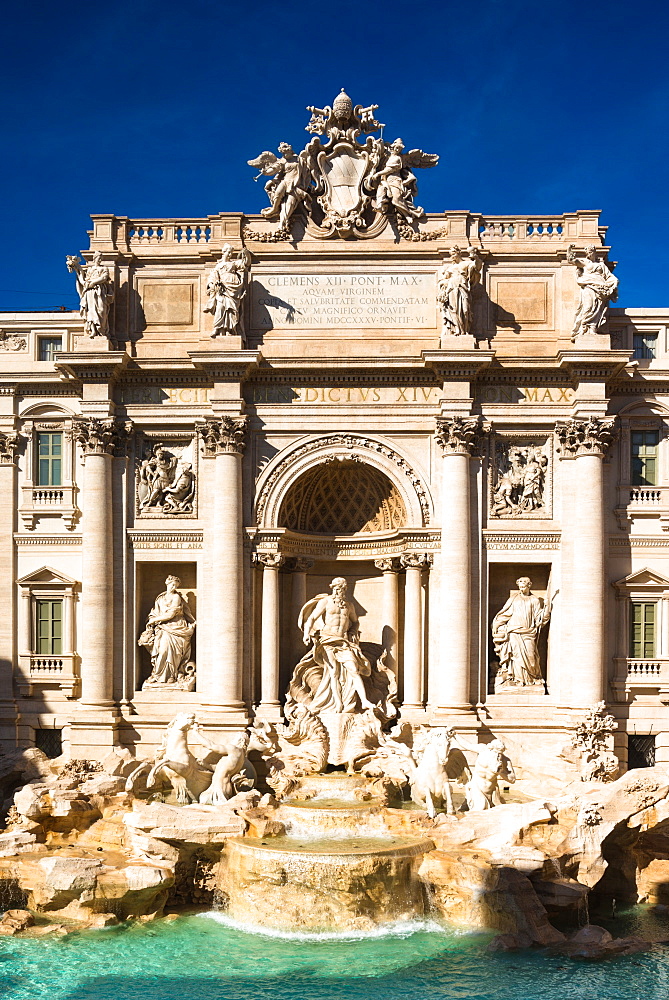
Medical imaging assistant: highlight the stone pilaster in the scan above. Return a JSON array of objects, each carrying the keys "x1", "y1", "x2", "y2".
[
  {"x1": 432, "y1": 416, "x2": 482, "y2": 714},
  {"x1": 400, "y1": 553, "x2": 431, "y2": 712},
  {"x1": 255, "y1": 552, "x2": 285, "y2": 720},
  {"x1": 74, "y1": 418, "x2": 131, "y2": 709},
  {"x1": 556, "y1": 417, "x2": 617, "y2": 706},
  {"x1": 0, "y1": 430, "x2": 20, "y2": 748},
  {"x1": 374, "y1": 558, "x2": 401, "y2": 673},
  {"x1": 200, "y1": 417, "x2": 248, "y2": 716}
]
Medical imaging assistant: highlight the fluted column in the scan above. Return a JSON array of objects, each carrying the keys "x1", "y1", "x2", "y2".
[
  {"x1": 401, "y1": 553, "x2": 431, "y2": 710},
  {"x1": 200, "y1": 417, "x2": 247, "y2": 710},
  {"x1": 374, "y1": 558, "x2": 400, "y2": 672},
  {"x1": 75, "y1": 417, "x2": 130, "y2": 707},
  {"x1": 433, "y1": 417, "x2": 481, "y2": 713},
  {"x1": 256, "y1": 552, "x2": 284, "y2": 718},
  {"x1": 556, "y1": 417, "x2": 617, "y2": 706}
]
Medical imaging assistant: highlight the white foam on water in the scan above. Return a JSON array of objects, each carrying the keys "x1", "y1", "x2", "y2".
[{"x1": 197, "y1": 910, "x2": 450, "y2": 942}]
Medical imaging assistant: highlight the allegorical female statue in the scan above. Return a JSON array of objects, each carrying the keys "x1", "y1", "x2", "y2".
[
  {"x1": 139, "y1": 575, "x2": 196, "y2": 690},
  {"x1": 287, "y1": 577, "x2": 394, "y2": 718},
  {"x1": 491, "y1": 576, "x2": 551, "y2": 687},
  {"x1": 567, "y1": 243, "x2": 618, "y2": 338},
  {"x1": 66, "y1": 251, "x2": 114, "y2": 340},
  {"x1": 437, "y1": 246, "x2": 482, "y2": 337},
  {"x1": 204, "y1": 244, "x2": 250, "y2": 337}
]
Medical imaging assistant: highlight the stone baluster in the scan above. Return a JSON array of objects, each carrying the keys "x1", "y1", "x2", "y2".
[
  {"x1": 200, "y1": 417, "x2": 247, "y2": 712},
  {"x1": 400, "y1": 553, "x2": 431, "y2": 711},
  {"x1": 556, "y1": 417, "x2": 617, "y2": 705},
  {"x1": 374, "y1": 558, "x2": 401, "y2": 673},
  {"x1": 75, "y1": 417, "x2": 130, "y2": 707},
  {"x1": 255, "y1": 552, "x2": 285, "y2": 719},
  {"x1": 433, "y1": 416, "x2": 481, "y2": 713}
]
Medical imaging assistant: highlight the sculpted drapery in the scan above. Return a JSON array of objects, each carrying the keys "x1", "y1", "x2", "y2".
[
  {"x1": 492, "y1": 577, "x2": 549, "y2": 687},
  {"x1": 139, "y1": 575, "x2": 195, "y2": 687}
]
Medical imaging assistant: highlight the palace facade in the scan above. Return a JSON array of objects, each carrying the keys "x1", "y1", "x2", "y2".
[{"x1": 1, "y1": 95, "x2": 667, "y2": 776}]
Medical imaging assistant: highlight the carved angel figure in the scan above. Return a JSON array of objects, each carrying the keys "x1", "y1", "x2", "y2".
[
  {"x1": 370, "y1": 138, "x2": 438, "y2": 222},
  {"x1": 204, "y1": 245, "x2": 250, "y2": 337},
  {"x1": 437, "y1": 246, "x2": 482, "y2": 337},
  {"x1": 248, "y1": 143, "x2": 312, "y2": 231},
  {"x1": 66, "y1": 251, "x2": 114, "y2": 340},
  {"x1": 567, "y1": 244, "x2": 618, "y2": 339}
]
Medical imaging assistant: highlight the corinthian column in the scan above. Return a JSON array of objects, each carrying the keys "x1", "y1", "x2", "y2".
[
  {"x1": 556, "y1": 417, "x2": 617, "y2": 706},
  {"x1": 255, "y1": 552, "x2": 284, "y2": 719},
  {"x1": 432, "y1": 416, "x2": 481, "y2": 714},
  {"x1": 200, "y1": 417, "x2": 247, "y2": 711},
  {"x1": 75, "y1": 417, "x2": 130, "y2": 707}
]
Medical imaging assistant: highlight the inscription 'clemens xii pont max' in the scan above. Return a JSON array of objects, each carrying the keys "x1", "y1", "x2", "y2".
[{"x1": 251, "y1": 273, "x2": 435, "y2": 329}]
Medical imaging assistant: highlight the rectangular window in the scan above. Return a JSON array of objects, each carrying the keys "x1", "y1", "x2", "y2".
[
  {"x1": 633, "y1": 333, "x2": 658, "y2": 360},
  {"x1": 37, "y1": 432, "x2": 62, "y2": 486},
  {"x1": 631, "y1": 430, "x2": 659, "y2": 486},
  {"x1": 38, "y1": 337, "x2": 62, "y2": 361},
  {"x1": 630, "y1": 601, "x2": 656, "y2": 658},
  {"x1": 628, "y1": 734, "x2": 655, "y2": 769},
  {"x1": 36, "y1": 599, "x2": 62, "y2": 655},
  {"x1": 34, "y1": 728, "x2": 63, "y2": 759}
]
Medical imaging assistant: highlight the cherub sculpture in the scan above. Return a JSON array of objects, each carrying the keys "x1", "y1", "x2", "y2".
[
  {"x1": 247, "y1": 143, "x2": 312, "y2": 231},
  {"x1": 370, "y1": 138, "x2": 438, "y2": 222}
]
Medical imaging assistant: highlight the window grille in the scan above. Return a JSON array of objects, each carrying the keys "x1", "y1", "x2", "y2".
[
  {"x1": 628, "y1": 734, "x2": 655, "y2": 769},
  {"x1": 34, "y1": 728, "x2": 63, "y2": 759}
]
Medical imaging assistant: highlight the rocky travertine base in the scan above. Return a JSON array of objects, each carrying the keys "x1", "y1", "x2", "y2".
[{"x1": 2, "y1": 748, "x2": 669, "y2": 946}]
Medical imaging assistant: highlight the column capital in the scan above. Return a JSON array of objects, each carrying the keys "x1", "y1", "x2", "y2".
[
  {"x1": 400, "y1": 552, "x2": 433, "y2": 569},
  {"x1": 435, "y1": 416, "x2": 485, "y2": 456},
  {"x1": 75, "y1": 417, "x2": 132, "y2": 458},
  {"x1": 0, "y1": 431, "x2": 20, "y2": 466},
  {"x1": 254, "y1": 552, "x2": 285, "y2": 569},
  {"x1": 200, "y1": 416, "x2": 248, "y2": 456},
  {"x1": 555, "y1": 416, "x2": 618, "y2": 459},
  {"x1": 374, "y1": 557, "x2": 401, "y2": 573}
]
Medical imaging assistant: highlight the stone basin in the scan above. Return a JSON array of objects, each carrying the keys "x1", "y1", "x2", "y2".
[
  {"x1": 278, "y1": 798, "x2": 387, "y2": 837},
  {"x1": 221, "y1": 834, "x2": 435, "y2": 932}
]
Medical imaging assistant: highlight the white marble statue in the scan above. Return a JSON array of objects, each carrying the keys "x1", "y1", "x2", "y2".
[
  {"x1": 567, "y1": 244, "x2": 618, "y2": 339},
  {"x1": 204, "y1": 244, "x2": 250, "y2": 337},
  {"x1": 465, "y1": 739, "x2": 516, "y2": 811},
  {"x1": 492, "y1": 577, "x2": 551, "y2": 688},
  {"x1": 125, "y1": 712, "x2": 212, "y2": 804},
  {"x1": 410, "y1": 728, "x2": 470, "y2": 816},
  {"x1": 247, "y1": 143, "x2": 312, "y2": 231},
  {"x1": 66, "y1": 251, "x2": 114, "y2": 340},
  {"x1": 289, "y1": 577, "x2": 377, "y2": 715},
  {"x1": 437, "y1": 246, "x2": 482, "y2": 337},
  {"x1": 138, "y1": 575, "x2": 196, "y2": 690},
  {"x1": 197, "y1": 733, "x2": 251, "y2": 804},
  {"x1": 370, "y1": 138, "x2": 437, "y2": 222}
]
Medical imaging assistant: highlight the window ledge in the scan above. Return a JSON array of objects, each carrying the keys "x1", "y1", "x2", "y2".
[
  {"x1": 19, "y1": 483, "x2": 79, "y2": 530},
  {"x1": 17, "y1": 653, "x2": 79, "y2": 698}
]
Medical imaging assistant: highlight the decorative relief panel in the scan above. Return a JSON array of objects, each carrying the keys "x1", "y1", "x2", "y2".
[
  {"x1": 136, "y1": 437, "x2": 197, "y2": 518},
  {"x1": 488, "y1": 435, "x2": 552, "y2": 520}
]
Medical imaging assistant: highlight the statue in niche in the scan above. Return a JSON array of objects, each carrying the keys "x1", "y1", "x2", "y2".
[
  {"x1": 436, "y1": 246, "x2": 482, "y2": 337},
  {"x1": 369, "y1": 138, "x2": 437, "y2": 223},
  {"x1": 204, "y1": 244, "x2": 250, "y2": 337},
  {"x1": 491, "y1": 443, "x2": 548, "y2": 517},
  {"x1": 491, "y1": 577, "x2": 552, "y2": 689},
  {"x1": 465, "y1": 739, "x2": 516, "y2": 810},
  {"x1": 247, "y1": 143, "x2": 312, "y2": 231},
  {"x1": 567, "y1": 244, "x2": 618, "y2": 339},
  {"x1": 288, "y1": 577, "x2": 394, "y2": 717},
  {"x1": 138, "y1": 443, "x2": 195, "y2": 515},
  {"x1": 139, "y1": 575, "x2": 196, "y2": 691},
  {"x1": 66, "y1": 251, "x2": 114, "y2": 340}
]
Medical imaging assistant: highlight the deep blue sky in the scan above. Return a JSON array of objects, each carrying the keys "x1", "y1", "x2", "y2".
[{"x1": 1, "y1": 0, "x2": 667, "y2": 311}]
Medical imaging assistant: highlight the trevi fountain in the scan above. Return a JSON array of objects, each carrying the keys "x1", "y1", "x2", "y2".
[{"x1": 1, "y1": 90, "x2": 669, "y2": 999}]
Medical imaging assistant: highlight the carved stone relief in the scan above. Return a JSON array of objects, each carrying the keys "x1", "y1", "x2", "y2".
[
  {"x1": 0, "y1": 331, "x2": 27, "y2": 352},
  {"x1": 489, "y1": 436, "x2": 552, "y2": 519},
  {"x1": 136, "y1": 439, "x2": 197, "y2": 517}
]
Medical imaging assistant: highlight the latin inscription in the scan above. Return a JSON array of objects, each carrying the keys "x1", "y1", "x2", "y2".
[
  {"x1": 247, "y1": 386, "x2": 441, "y2": 404},
  {"x1": 120, "y1": 387, "x2": 212, "y2": 405},
  {"x1": 251, "y1": 273, "x2": 436, "y2": 329},
  {"x1": 478, "y1": 386, "x2": 574, "y2": 404}
]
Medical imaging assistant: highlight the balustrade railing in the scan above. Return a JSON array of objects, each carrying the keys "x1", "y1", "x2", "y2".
[
  {"x1": 478, "y1": 217, "x2": 565, "y2": 241},
  {"x1": 126, "y1": 221, "x2": 212, "y2": 246}
]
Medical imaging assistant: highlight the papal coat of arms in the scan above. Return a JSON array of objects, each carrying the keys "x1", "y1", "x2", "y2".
[{"x1": 247, "y1": 90, "x2": 438, "y2": 239}]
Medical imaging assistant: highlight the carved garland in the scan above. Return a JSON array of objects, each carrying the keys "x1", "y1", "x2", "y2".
[{"x1": 255, "y1": 433, "x2": 431, "y2": 528}]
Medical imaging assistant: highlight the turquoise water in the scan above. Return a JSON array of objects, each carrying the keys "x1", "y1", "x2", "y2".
[{"x1": 1, "y1": 911, "x2": 669, "y2": 1000}]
